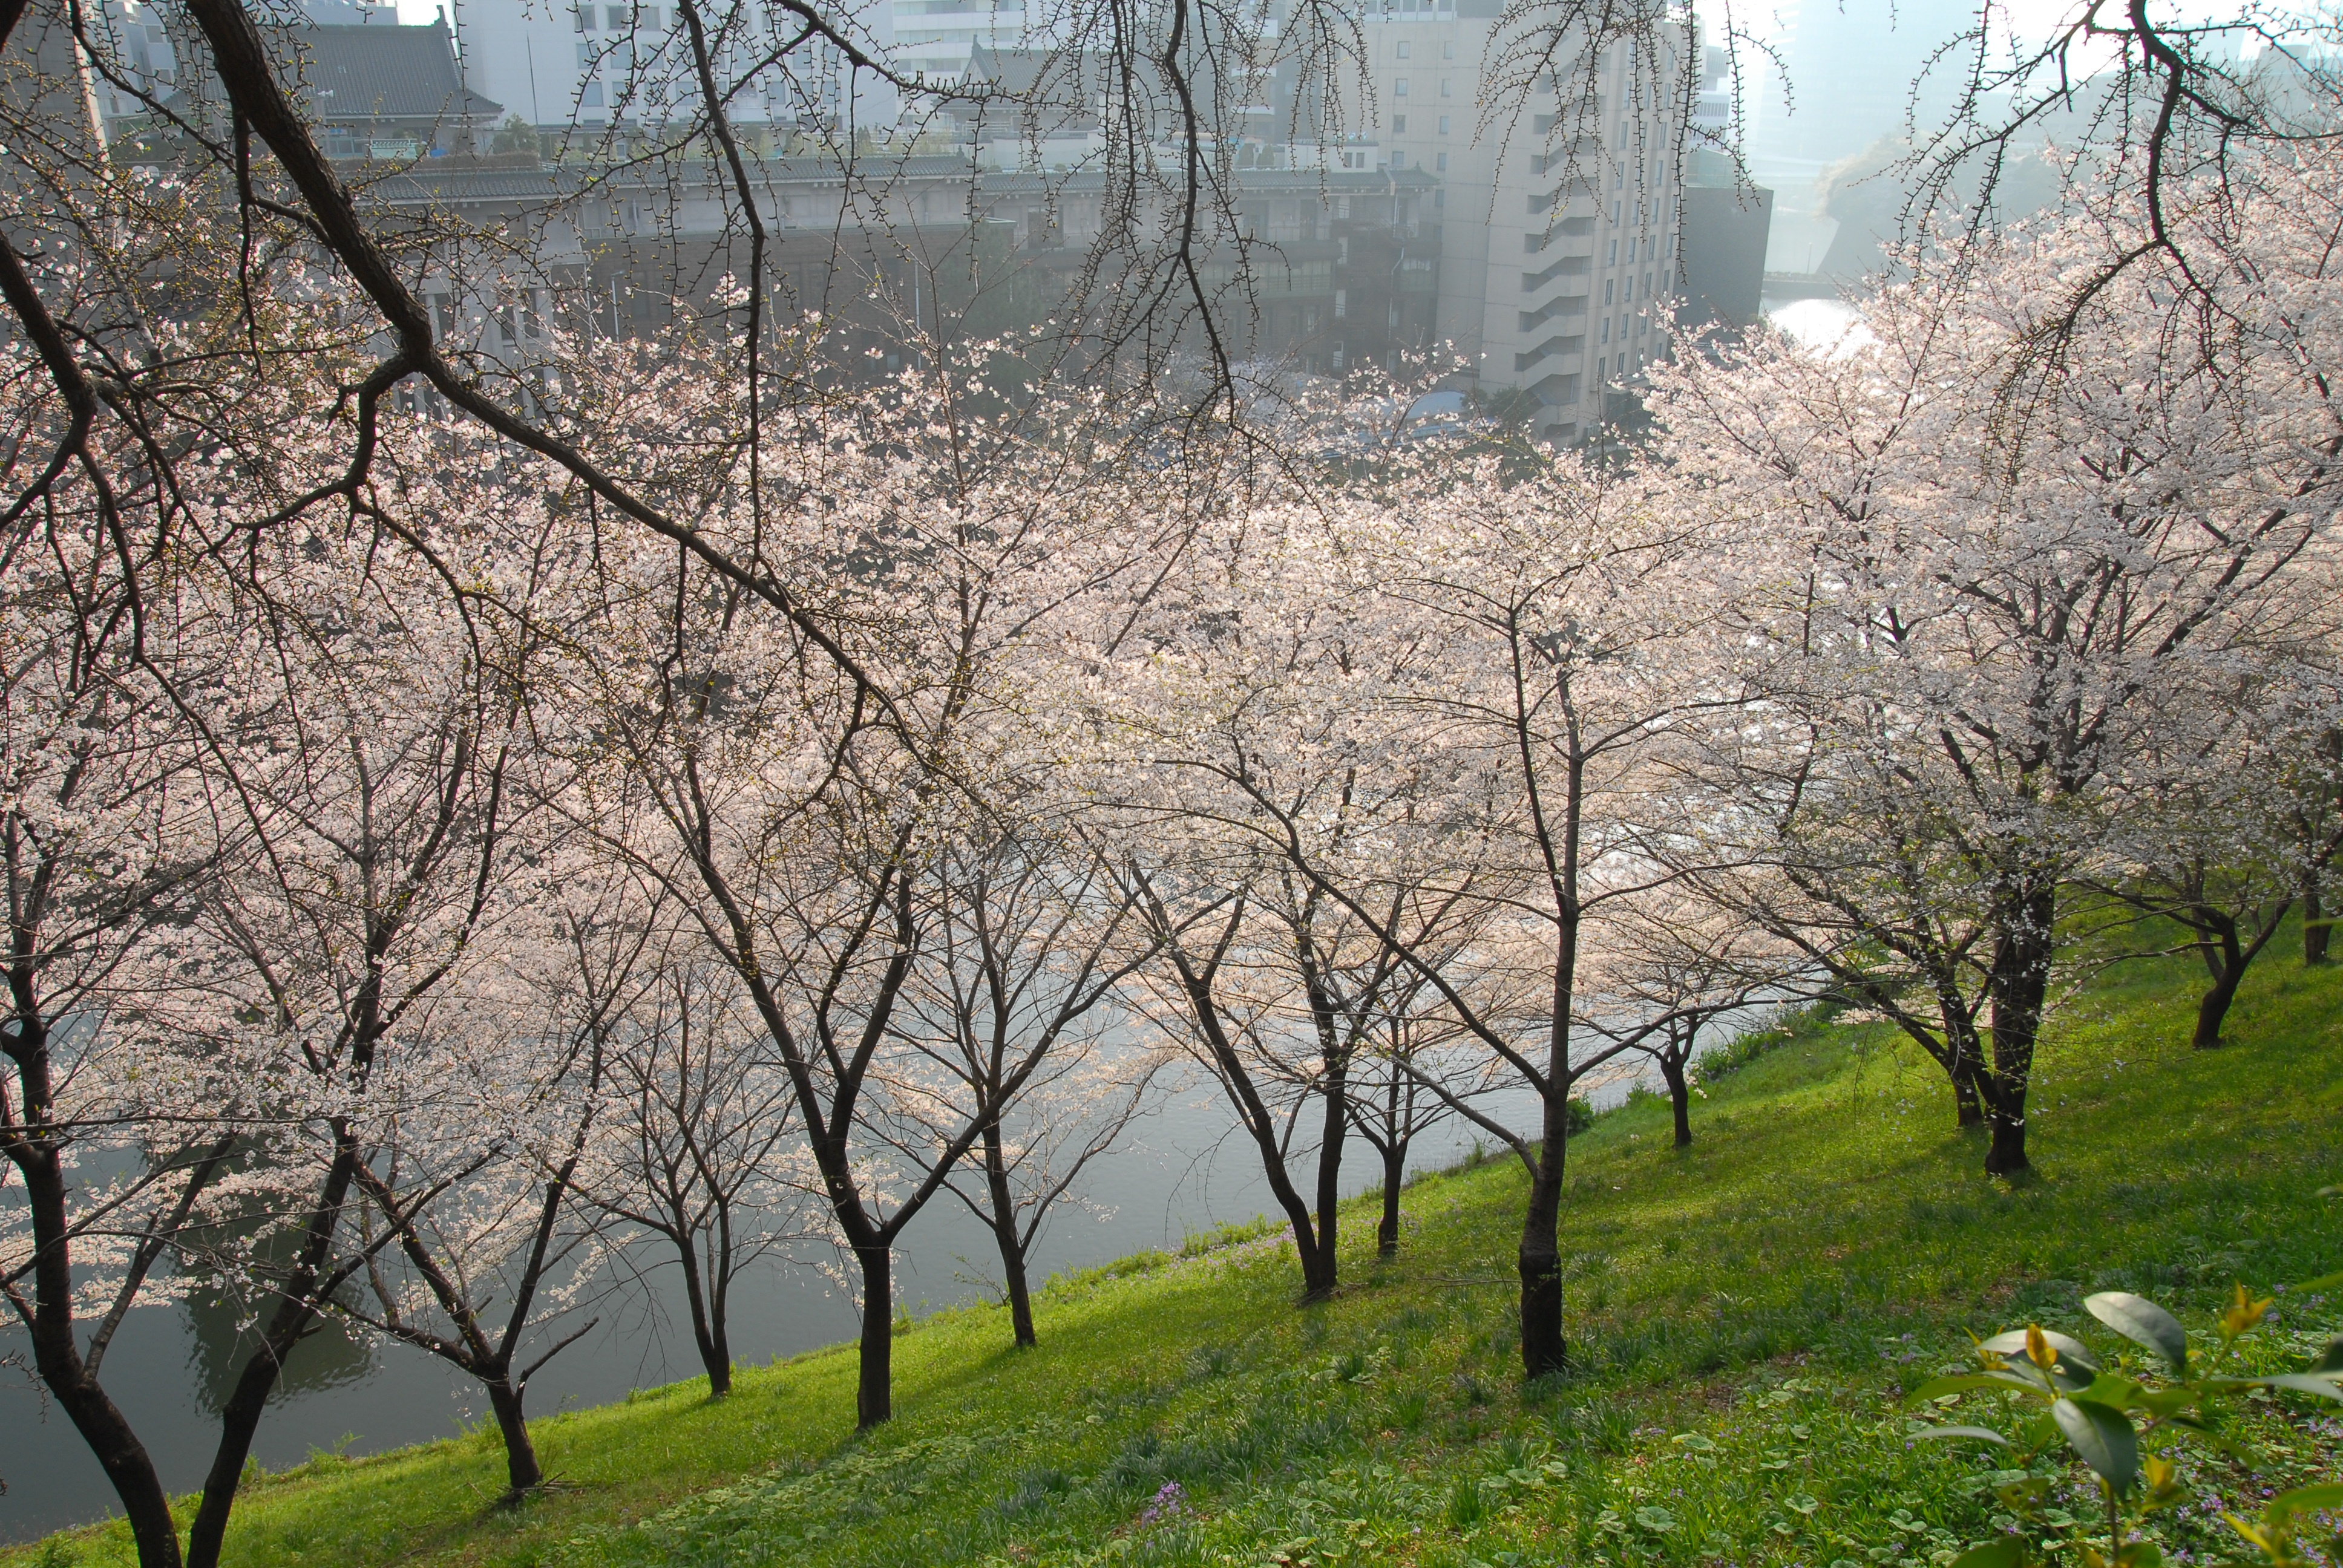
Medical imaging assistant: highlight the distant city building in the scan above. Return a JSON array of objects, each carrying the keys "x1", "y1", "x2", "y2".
[
  {"x1": 450, "y1": 0, "x2": 896, "y2": 133},
  {"x1": 90, "y1": 1, "x2": 1680, "y2": 445},
  {"x1": 1345, "y1": 1, "x2": 1686, "y2": 443}
]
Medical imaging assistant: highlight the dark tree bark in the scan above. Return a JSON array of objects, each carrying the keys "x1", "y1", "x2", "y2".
[
  {"x1": 2184, "y1": 898, "x2": 2289, "y2": 1049},
  {"x1": 1377, "y1": 1137, "x2": 1407, "y2": 1258},
  {"x1": 10, "y1": 1128, "x2": 185, "y2": 1568},
  {"x1": 1659, "y1": 1052, "x2": 1693, "y2": 1148},
  {"x1": 188, "y1": 1135, "x2": 362, "y2": 1568},
  {"x1": 2307, "y1": 879, "x2": 2330, "y2": 965},
  {"x1": 1953, "y1": 1059, "x2": 1984, "y2": 1127},
  {"x1": 854, "y1": 1241, "x2": 893, "y2": 1428},
  {"x1": 981, "y1": 1122, "x2": 1037, "y2": 1348},
  {"x1": 673, "y1": 1240, "x2": 735, "y2": 1395},
  {"x1": 484, "y1": 1379, "x2": 543, "y2": 1493},
  {"x1": 1154, "y1": 903, "x2": 1339, "y2": 1300},
  {"x1": 1978, "y1": 883, "x2": 2056, "y2": 1178},
  {"x1": 1518, "y1": 1076, "x2": 1572, "y2": 1379}
]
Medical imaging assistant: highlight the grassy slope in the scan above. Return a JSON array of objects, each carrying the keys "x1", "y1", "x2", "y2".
[{"x1": 16, "y1": 949, "x2": 2343, "y2": 1568}]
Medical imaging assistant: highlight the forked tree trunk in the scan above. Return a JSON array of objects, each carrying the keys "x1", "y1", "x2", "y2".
[
  {"x1": 484, "y1": 1378, "x2": 543, "y2": 1494},
  {"x1": 674, "y1": 1237, "x2": 732, "y2": 1396},
  {"x1": 981, "y1": 1122, "x2": 1037, "y2": 1348},
  {"x1": 1169, "y1": 952, "x2": 1334, "y2": 1299}
]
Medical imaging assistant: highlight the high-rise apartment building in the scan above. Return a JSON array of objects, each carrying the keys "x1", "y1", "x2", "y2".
[{"x1": 1349, "y1": 1, "x2": 1685, "y2": 443}]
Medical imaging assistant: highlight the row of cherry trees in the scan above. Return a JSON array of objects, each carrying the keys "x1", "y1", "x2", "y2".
[{"x1": 5, "y1": 154, "x2": 2341, "y2": 1567}]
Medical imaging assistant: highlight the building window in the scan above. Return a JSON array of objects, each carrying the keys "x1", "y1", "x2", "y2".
[
  {"x1": 1435, "y1": 152, "x2": 1447, "y2": 171},
  {"x1": 575, "y1": 4, "x2": 591, "y2": 27},
  {"x1": 1393, "y1": 114, "x2": 1406, "y2": 132},
  {"x1": 1440, "y1": 78, "x2": 1451, "y2": 96},
  {"x1": 641, "y1": 5, "x2": 661, "y2": 23},
  {"x1": 1434, "y1": 189, "x2": 1444, "y2": 208},
  {"x1": 577, "y1": 41, "x2": 593, "y2": 64},
  {"x1": 1334, "y1": 289, "x2": 1348, "y2": 318},
  {"x1": 1603, "y1": 278, "x2": 1614, "y2": 304},
  {"x1": 1396, "y1": 39, "x2": 1411, "y2": 56},
  {"x1": 1443, "y1": 39, "x2": 1454, "y2": 57},
  {"x1": 1600, "y1": 317, "x2": 1610, "y2": 342},
  {"x1": 606, "y1": 4, "x2": 627, "y2": 26},
  {"x1": 1438, "y1": 114, "x2": 1449, "y2": 134},
  {"x1": 1394, "y1": 77, "x2": 1408, "y2": 96},
  {"x1": 581, "y1": 80, "x2": 604, "y2": 105},
  {"x1": 1391, "y1": 151, "x2": 1405, "y2": 168},
  {"x1": 1607, "y1": 240, "x2": 1617, "y2": 265}
]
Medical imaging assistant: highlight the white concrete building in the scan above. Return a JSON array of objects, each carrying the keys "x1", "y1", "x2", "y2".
[
  {"x1": 1353, "y1": 1, "x2": 1686, "y2": 443},
  {"x1": 448, "y1": 0, "x2": 897, "y2": 132}
]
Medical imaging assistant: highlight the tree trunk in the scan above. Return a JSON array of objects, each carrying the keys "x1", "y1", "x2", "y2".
[
  {"x1": 8, "y1": 1016, "x2": 183, "y2": 1568},
  {"x1": 1978, "y1": 886, "x2": 2054, "y2": 1179},
  {"x1": 186, "y1": 1137, "x2": 359, "y2": 1568},
  {"x1": 1173, "y1": 960, "x2": 1329, "y2": 1299},
  {"x1": 1309, "y1": 1045, "x2": 1349, "y2": 1295},
  {"x1": 18, "y1": 1152, "x2": 183, "y2": 1568},
  {"x1": 485, "y1": 1377, "x2": 542, "y2": 1495},
  {"x1": 1377, "y1": 1140, "x2": 1405, "y2": 1259},
  {"x1": 2191, "y1": 913, "x2": 2245, "y2": 1051},
  {"x1": 981, "y1": 1122, "x2": 1036, "y2": 1348},
  {"x1": 1952, "y1": 1057, "x2": 1984, "y2": 1128},
  {"x1": 673, "y1": 1238, "x2": 730, "y2": 1396},
  {"x1": 1659, "y1": 1056, "x2": 1693, "y2": 1148},
  {"x1": 2307, "y1": 880, "x2": 2330, "y2": 965},
  {"x1": 1517, "y1": 1117, "x2": 1568, "y2": 1379},
  {"x1": 855, "y1": 1241, "x2": 892, "y2": 1428},
  {"x1": 188, "y1": 1304, "x2": 312, "y2": 1568}
]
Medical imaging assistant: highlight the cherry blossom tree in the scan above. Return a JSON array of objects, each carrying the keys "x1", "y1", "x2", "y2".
[
  {"x1": 569, "y1": 931, "x2": 821, "y2": 1398},
  {"x1": 1650, "y1": 159, "x2": 2343, "y2": 1174},
  {"x1": 899, "y1": 829, "x2": 1161, "y2": 1348}
]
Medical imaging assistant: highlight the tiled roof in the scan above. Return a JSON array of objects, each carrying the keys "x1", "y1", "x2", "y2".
[{"x1": 279, "y1": 21, "x2": 502, "y2": 124}]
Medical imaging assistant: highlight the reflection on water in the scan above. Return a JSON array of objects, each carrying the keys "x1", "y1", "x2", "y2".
[
  {"x1": 181, "y1": 1281, "x2": 376, "y2": 1410},
  {"x1": 1765, "y1": 296, "x2": 1875, "y2": 356}
]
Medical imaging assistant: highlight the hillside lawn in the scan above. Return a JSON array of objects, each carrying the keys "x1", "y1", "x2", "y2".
[{"x1": 12, "y1": 944, "x2": 2343, "y2": 1568}]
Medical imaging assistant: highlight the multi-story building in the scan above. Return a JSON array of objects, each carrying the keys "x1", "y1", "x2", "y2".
[
  {"x1": 1347, "y1": 1, "x2": 1686, "y2": 443},
  {"x1": 449, "y1": 0, "x2": 896, "y2": 134}
]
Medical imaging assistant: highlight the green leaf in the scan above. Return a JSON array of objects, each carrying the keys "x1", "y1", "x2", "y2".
[
  {"x1": 1947, "y1": 1540, "x2": 2029, "y2": 1568},
  {"x1": 2255, "y1": 1372, "x2": 2343, "y2": 1402},
  {"x1": 2114, "y1": 1542, "x2": 2163, "y2": 1567},
  {"x1": 1907, "y1": 1371, "x2": 2052, "y2": 1404},
  {"x1": 1914, "y1": 1425, "x2": 2013, "y2": 1446},
  {"x1": 2290, "y1": 1268, "x2": 2343, "y2": 1290},
  {"x1": 2051, "y1": 1397, "x2": 2140, "y2": 1494},
  {"x1": 1979, "y1": 1328, "x2": 2101, "y2": 1377},
  {"x1": 2269, "y1": 1481, "x2": 2343, "y2": 1520},
  {"x1": 2085, "y1": 1293, "x2": 2189, "y2": 1376}
]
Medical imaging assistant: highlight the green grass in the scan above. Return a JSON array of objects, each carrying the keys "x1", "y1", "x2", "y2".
[{"x1": 16, "y1": 947, "x2": 2343, "y2": 1568}]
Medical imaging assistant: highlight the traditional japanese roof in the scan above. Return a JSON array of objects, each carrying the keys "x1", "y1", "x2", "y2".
[{"x1": 284, "y1": 20, "x2": 502, "y2": 125}]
